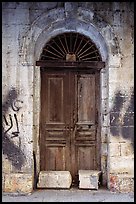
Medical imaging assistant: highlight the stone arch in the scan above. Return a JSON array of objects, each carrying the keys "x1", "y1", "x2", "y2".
[
  {"x1": 34, "y1": 21, "x2": 107, "y2": 62},
  {"x1": 19, "y1": 6, "x2": 121, "y2": 67},
  {"x1": 19, "y1": 5, "x2": 122, "y2": 188}
]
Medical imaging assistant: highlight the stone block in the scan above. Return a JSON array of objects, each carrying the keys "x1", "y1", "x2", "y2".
[
  {"x1": 118, "y1": 174, "x2": 134, "y2": 192},
  {"x1": 2, "y1": 8, "x2": 30, "y2": 25},
  {"x1": 109, "y1": 143, "x2": 121, "y2": 157},
  {"x1": 101, "y1": 143, "x2": 108, "y2": 156},
  {"x1": 110, "y1": 156, "x2": 134, "y2": 174},
  {"x1": 110, "y1": 173, "x2": 134, "y2": 192},
  {"x1": 4, "y1": 173, "x2": 33, "y2": 193},
  {"x1": 120, "y1": 142, "x2": 134, "y2": 156},
  {"x1": 2, "y1": 174, "x2": 5, "y2": 191},
  {"x1": 79, "y1": 170, "x2": 101, "y2": 189},
  {"x1": 108, "y1": 54, "x2": 121, "y2": 68},
  {"x1": 109, "y1": 68, "x2": 119, "y2": 83},
  {"x1": 37, "y1": 171, "x2": 72, "y2": 189}
]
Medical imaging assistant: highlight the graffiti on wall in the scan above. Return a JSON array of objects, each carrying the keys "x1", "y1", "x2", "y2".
[
  {"x1": 110, "y1": 88, "x2": 134, "y2": 147},
  {"x1": 3, "y1": 100, "x2": 23, "y2": 138},
  {"x1": 2, "y1": 88, "x2": 25, "y2": 170}
]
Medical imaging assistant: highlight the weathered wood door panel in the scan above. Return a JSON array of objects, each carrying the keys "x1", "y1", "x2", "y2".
[
  {"x1": 70, "y1": 73, "x2": 99, "y2": 184},
  {"x1": 40, "y1": 70, "x2": 100, "y2": 184},
  {"x1": 40, "y1": 71, "x2": 71, "y2": 171}
]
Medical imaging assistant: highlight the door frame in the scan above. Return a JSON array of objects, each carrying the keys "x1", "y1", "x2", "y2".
[{"x1": 37, "y1": 60, "x2": 104, "y2": 184}]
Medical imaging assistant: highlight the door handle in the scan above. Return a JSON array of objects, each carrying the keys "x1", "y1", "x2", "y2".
[
  {"x1": 70, "y1": 127, "x2": 75, "y2": 131},
  {"x1": 65, "y1": 126, "x2": 69, "y2": 130},
  {"x1": 71, "y1": 124, "x2": 77, "y2": 131}
]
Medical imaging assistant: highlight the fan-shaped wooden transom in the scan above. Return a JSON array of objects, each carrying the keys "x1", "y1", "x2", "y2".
[{"x1": 40, "y1": 32, "x2": 101, "y2": 62}]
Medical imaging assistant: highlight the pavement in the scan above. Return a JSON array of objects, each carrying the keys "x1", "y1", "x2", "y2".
[{"x1": 2, "y1": 187, "x2": 134, "y2": 202}]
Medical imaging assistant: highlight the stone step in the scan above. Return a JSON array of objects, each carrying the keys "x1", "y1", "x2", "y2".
[
  {"x1": 37, "y1": 171, "x2": 72, "y2": 189},
  {"x1": 79, "y1": 170, "x2": 101, "y2": 189}
]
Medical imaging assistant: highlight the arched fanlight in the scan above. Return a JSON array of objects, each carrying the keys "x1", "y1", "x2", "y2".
[{"x1": 40, "y1": 32, "x2": 102, "y2": 62}]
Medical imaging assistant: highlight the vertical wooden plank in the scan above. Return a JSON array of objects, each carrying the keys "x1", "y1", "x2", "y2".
[
  {"x1": 78, "y1": 74, "x2": 95, "y2": 123},
  {"x1": 95, "y1": 71, "x2": 101, "y2": 169},
  {"x1": 77, "y1": 146, "x2": 96, "y2": 170},
  {"x1": 48, "y1": 77, "x2": 64, "y2": 122},
  {"x1": 45, "y1": 146, "x2": 66, "y2": 171},
  {"x1": 74, "y1": 72, "x2": 98, "y2": 177},
  {"x1": 69, "y1": 71, "x2": 77, "y2": 180},
  {"x1": 40, "y1": 71, "x2": 71, "y2": 171}
]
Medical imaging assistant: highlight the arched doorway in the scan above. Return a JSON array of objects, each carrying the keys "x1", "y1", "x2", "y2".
[{"x1": 36, "y1": 32, "x2": 105, "y2": 186}]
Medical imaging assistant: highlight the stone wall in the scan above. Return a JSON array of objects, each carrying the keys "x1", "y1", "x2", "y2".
[{"x1": 2, "y1": 2, "x2": 134, "y2": 193}]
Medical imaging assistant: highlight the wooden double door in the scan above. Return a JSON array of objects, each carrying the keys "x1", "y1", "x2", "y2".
[{"x1": 40, "y1": 69, "x2": 100, "y2": 185}]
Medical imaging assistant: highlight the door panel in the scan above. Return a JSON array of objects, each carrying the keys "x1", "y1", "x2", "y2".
[
  {"x1": 40, "y1": 70, "x2": 99, "y2": 184},
  {"x1": 77, "y1": 145, "x2": 96, "y2": 169},
  {"x1": 45, "y1": 146, "x2": 66, "y2": 170},
  {"x1": 40, "y1": 71, "x2": 71, "y2": 172},
  {"x1": 70, "y1": 73, "x2": 98, "y2": 182},
  {"x1": 77, "y1": 75, "x2": 95, "y2": 123}
]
